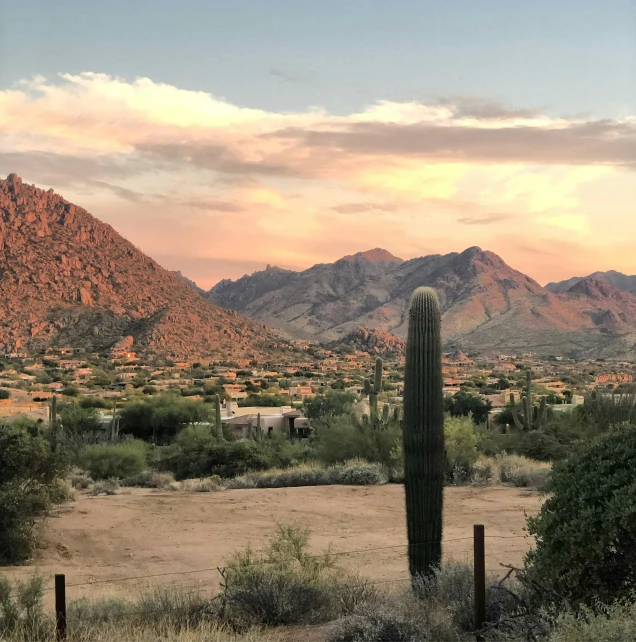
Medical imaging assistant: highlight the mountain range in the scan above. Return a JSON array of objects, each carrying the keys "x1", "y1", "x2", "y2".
[
  {"x1": 206, "y1": 248, "x2": 636, "y2": 359},
  {"x1": 0, "y1": 174, "x2": 287, "y2": 361},
  {"x1": 3, "y1": 172, "x2": 636, "y2": 360}
]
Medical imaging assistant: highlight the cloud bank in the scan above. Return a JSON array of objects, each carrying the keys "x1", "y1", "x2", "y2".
[{"x1": 0, "y1": 72, "x2": 633, "y2": 287}]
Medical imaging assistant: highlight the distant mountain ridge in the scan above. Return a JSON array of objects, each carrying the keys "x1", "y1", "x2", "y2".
[
  {"x1": 0, "y1": 174, "x2": 287, "y2": 360},
  {"x1": 546, "y1": 270, "x2": 636, "y2": 296},
  {"x1": 207, "y1": 246, "x2": 636, "y2": 358}
]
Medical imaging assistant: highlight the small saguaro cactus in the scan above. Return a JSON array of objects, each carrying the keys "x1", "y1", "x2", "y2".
[
  {"x1": 402, "y1": 287, "x2": 445, "y2": 581},
  {"x1": 393, "y1": 406, "x2": 401, "y2": 423},
  {"x1": 255, "y1": 412, "x2": 262, "y2": 441},
  {"x1": 110, "y1": 401, "x2": 120, "y2": 442},
  {"x1": 382, "y1": 403, "x2": 390, "y2": 425},
  {"x1": 215, "y1": 394, "x2": 224, "y2": 441},
  {"x1": 364, "y1": 357, "x2": 383, "y2": 426},
  {"x1": 511, "y1": 369, "x2": 547, "y2": 431},
  {"x1": 49, "y1": 394, "x2": 57, "y2": 429}
]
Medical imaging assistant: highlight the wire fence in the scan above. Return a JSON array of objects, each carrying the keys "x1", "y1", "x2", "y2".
[{"x1": 5, "y1": 528, "x2": 532, "y2": 639}]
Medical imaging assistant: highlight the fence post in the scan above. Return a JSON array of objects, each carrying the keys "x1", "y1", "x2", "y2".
[
  {"x1": 474, "y1": 524, "x2": 486, "y2": 639},
  {"x1": 55, "y1": 574, "x2": 66, "y2": 641}
]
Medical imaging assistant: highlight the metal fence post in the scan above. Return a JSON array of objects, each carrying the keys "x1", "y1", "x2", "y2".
[
  {"x1": 55, "y1": 573, "x2": 66, "y2": 641},
  {"x1": 474, "y1": 524, "x2": 486, "y2": 638}
]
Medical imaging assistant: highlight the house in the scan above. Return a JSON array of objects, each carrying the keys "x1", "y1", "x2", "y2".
[{"x1": 221, "y1": 406, "x2": 310, "y2": 440}]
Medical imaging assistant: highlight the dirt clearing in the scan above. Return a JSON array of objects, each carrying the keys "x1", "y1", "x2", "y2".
[{"x1": 2, "y1": 484, "x2": 542, "y2": 601}]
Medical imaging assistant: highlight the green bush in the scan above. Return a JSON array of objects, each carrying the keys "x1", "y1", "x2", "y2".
[
  {"x1": 222, "y1": 524, "x2": 341, "y2": 627},
  {"x1": 158, "y1": 428, "x2": 276, "y2": 480},
  {"x1": 118, "y1": 394, "x2": 213, "y2": 443},
  {"x1": 0, "y1": 424, "x2": 69, "y2": 564},
  {"x1": 121, "y1": 470, "x2": 175, "y2": 489},
  {"x1": 303, "y1": 391, "x2": 358, "y2": 420},
  {"x1": 79, "y1": 440, "x2": 148, "y2": 480},
  {"x1": 0, "y1": 389, "x2": 10, "y2": 400},
  {"x1": 526, "y1": 423, "x2": 636, "y2": 604},
  {"x1": 497, "y1": 454, "x2": 551, "y2": 489},
  {"x1": 311, "y1": 414, "x2": 402, "y2": 468},
  {"x1": 444, "y1": 416, "x2": 479, "y2": 482},
  {"x1": 518, "y1": 431, "x2": 568, "y2": 462}
]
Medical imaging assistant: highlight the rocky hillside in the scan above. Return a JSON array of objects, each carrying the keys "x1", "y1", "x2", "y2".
[
  {"x1": 207, "y1": 246, "x2": 636, "y2": 358},
  {"x1": 546, "y1": 270, "x2": 636, "y2": 296},
  {"x1": 0, "y1": 174, "x2": 287, "y2": 360},
  {"x1": 331, "y1": 327, "x2": 405, "y2": 356}
]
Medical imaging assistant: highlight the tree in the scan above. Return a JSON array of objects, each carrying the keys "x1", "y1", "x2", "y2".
[
  {"x1": 444, "y1": 391, "x2": 492, "y2": 424},
  {"x1": 0, "y1": 424, "x2": 69, "y2": 563},
  {"x1": 302, "y1": 391, "x2": 357, "y2": 420},
  {"x1": 526, "y1": 423, "x2": 636, "y2": 604}
]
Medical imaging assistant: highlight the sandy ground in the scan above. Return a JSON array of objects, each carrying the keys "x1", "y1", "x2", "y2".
[{"x1": 2, "y1": 484, "x2": 542, "y2": 604}]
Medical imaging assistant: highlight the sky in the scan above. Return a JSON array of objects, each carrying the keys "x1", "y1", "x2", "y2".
[{"x1": 0, "y1": 0, "x2": 635, "y2": 289}]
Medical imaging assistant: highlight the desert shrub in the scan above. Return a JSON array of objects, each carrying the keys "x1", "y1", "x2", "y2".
[
  {"x1": 0, "y1": 389, "x2": 10, "y2": 400},
  {"x1": 526, "y1": 423, "x2": 636, "y2": 605},
  {"x1": 78, "y1": 397, "x2": 111, "y2": 410},
  {"x1": 413, "y1": 561, "x2": 517, "y2": 633},
  {"x1": 121, "y1": 470, "x2": 175, "y2": 489},
  {"x1": 61, "y1": 386, "x2": 80, "y2": 397},
  {"x1": 88, "y1": 479, "x2": 120, "y2": 496},
  {"x1": 582, "y1": 390, "x2": 636, "y2": 432},
  {"x1": 181, "y1": 476, "x2": 223, "y2": 492},
  {"x1": 548, "y1": 596, "x2": 636, "y2": 642},
  {"x1": 518, "y1": 431, "x2": 568, "y2": 462},
  {"x1": 68, "y1": 586, "x2": 217, "y2": 632},
  {"x1": 79, "y1": 440, "x2": 148, "y2": 480},
  {"x1": 0, "y1": 575, "x2": 49, "y2": 640},
  {"x1": 222, "y1": 524, "x2": 340, "y2": 627},
  {"x1": 497, "y1": 454, "x2": 551, "y2": 489},
  {"x1": 159, "y1": 432, "x2": 277, "y2": 480},
  {"x1": 0, "y1": 424, "x2": 69, "y2": 564},
  {"x1": 237, "y1": 394, "x2": 288, "y2": 408},
  {"x1": 311, "y1": 413, "x2": 402, "y2": 467},
  {"x1": 444, "y1": 415, "x2": 479, "y2": 482},
  {"x1": 59, "y1": 404, "x2": 102, "y2": 435},
  {"x1": 70, "y1": 472, "x2": 93, "y2": 489},
  {"x1": 226, "y1": 460, "x2": 387, "y2": 489}
]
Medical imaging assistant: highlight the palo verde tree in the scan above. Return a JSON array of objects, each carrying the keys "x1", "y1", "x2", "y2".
[{"x1": 402, "y1": 287, "x2": 445, "y2": 581}]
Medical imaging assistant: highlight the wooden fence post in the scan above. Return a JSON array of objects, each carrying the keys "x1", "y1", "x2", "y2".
[
  {"x1": 474, "y1": 524, "x2": 486, "y2": 639},
  {"x1": 55, "y1": 573, "x2": 66, "y2": 641}
]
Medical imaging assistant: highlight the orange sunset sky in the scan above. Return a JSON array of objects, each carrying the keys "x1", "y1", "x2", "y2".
[{"x1": 0, "y1": 1, "x2": 634, "y2": 290}]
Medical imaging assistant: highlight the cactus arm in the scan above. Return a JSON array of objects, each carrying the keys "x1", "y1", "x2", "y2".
[
  {"x1": 402, "y1": 287, "x2": 445, "y2": 580},
  {"x1": 534, "y1": 396, "x2": 547, "y2": 430},
  {"x1": 382, "y1": 403, "x2": 390, "y2": 425},
  {"x1": 522, "y1": 395, "x2": 531, "y2": 431},
  {"x1": 374, "y1": 357, "x2": 383, "y2": 393},
  {"x1": 511, "y1": 393, "x2": 524, "y2": 430}
]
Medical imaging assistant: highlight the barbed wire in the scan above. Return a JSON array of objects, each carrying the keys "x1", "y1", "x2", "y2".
[{"x1": 5, "y1": 532, "x2": 530, "y2": 600}]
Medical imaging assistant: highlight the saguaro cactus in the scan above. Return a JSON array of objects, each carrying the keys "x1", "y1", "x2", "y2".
[
  {"x1": 402, "y1": 287, "x2": 445, "y2": 580},
  {"x1": 364, "y1": 357, "x2": 383, "y2": 426},
  {"x1": 49, "y1": 394, "x2": 57, "y2": 429},
  {"x1": 511, "y1": 369, "x2": 547, "y2": 431},
  {"x1": 215, "y1": 394, "x2": 224, "y2": 441}
]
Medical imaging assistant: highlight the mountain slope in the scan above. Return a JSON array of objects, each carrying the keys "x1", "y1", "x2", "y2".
[
  {"x1": 0, "y1": 174, "x2": 286, "y2": 360},
  {"x1": 546, "y1": 270, "x2": 636, "y2": 296},
  {"x1": 208, "y1": 247, "x2": 636, "y2": 358},
  {"x1": 173, "y1": 271, "x2": 205, "y2": 296}
]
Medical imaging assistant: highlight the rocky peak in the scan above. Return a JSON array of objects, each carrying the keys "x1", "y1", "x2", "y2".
[{"x1": 340, "y1": 248, "x2": 404, "y2": 263}]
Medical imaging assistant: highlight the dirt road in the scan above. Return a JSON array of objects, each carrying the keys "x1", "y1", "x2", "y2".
[{"x1": 2, "y1": 484, "x2": 542, "y2": 602}]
